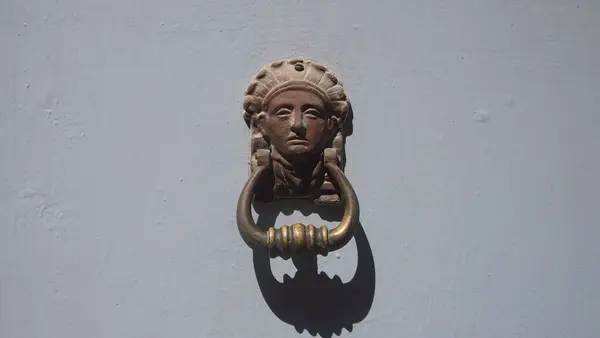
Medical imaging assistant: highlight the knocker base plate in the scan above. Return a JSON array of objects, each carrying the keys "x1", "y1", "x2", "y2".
[{"x1": 249, "y1": 147, "x2": 345, "y2": 205}]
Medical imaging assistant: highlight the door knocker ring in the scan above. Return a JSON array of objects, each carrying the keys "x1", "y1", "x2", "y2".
[{"x1": 236, "y1": 58, "x2": 360, "y2": 258}]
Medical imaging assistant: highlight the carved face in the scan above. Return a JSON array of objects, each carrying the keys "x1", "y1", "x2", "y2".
[{"x1": 258, "y1": 89, "x2": 335, "y2": 158}]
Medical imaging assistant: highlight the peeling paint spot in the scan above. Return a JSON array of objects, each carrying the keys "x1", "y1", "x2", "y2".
[
  {"x1": 40, "y1": 95, "x2": 86, "y2": 145},
  {"x1": 473, "y1": 109, "x2": 491, "y2": 123},
  {"x1": 14, "y1": 188, "x2": 70, "y2": 234}
]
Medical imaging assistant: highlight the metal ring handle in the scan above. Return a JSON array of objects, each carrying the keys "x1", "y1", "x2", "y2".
[{"x1": 236, "y1": 162, "x2": 360, "y2": 257}]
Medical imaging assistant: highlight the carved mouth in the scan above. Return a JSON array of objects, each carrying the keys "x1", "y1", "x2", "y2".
[{"x1": 287, "y1": 138, "x2": 308, "y2": 145}]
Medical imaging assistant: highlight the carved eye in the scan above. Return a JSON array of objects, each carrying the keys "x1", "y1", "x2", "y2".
[
  {"x1": 275, "y1": 108, "x2": 292, "y2": 117},
  {"x1": 303, "y1": 108, "x2": 322, "y2": 119}
]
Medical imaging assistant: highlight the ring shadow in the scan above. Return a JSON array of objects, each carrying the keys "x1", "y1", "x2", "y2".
[{"x1": 252, "y1": 199, "x2": 376, "y2": 337}]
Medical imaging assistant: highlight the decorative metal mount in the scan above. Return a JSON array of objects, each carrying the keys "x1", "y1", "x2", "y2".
[{"x1": 236, "y1": 58, "x2": 360, "y2": 257}]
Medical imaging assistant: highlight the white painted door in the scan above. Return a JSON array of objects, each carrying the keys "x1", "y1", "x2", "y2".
[{"x1": 2, "y1": 1, "x2": 599, "y2": 337}]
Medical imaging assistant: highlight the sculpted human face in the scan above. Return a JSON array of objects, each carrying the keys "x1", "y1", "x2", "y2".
[{"x1": 259, "y1": 89, "x2": 333, "y2": 159}]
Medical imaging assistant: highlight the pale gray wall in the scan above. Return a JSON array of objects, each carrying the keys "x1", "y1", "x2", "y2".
[{"x1": 2, "y1": 0, "x2": 599, "y2": 337}]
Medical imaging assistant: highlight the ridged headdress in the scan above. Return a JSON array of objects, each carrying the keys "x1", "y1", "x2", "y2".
[{"x1": 243, "y1": 58, "x2": 349, "y2": 125}]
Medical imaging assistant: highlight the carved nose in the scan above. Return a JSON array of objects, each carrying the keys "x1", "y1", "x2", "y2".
[{"x1": 290, "y1": 111, "x2": 305, "y2": 133}]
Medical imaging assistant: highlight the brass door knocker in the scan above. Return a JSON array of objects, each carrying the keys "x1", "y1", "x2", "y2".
[{"x1": 236, "y1": 58, "x2": 359, "y2": 257}]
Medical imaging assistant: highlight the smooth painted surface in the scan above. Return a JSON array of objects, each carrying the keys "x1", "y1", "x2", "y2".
[{"x1": 2, "y1": 0, "x2": 599, "y2": 337}]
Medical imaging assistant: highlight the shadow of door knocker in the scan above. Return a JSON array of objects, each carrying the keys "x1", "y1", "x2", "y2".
[{"x1": 236, "y1": 58, "x2": 359, "y2": 258}]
